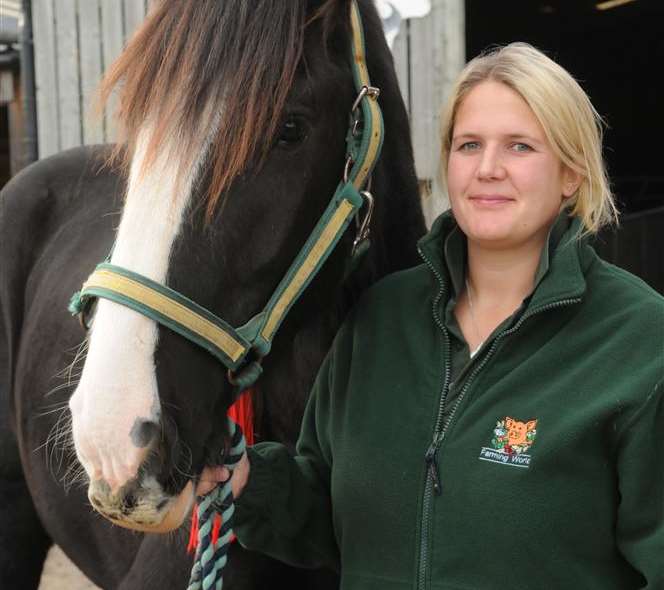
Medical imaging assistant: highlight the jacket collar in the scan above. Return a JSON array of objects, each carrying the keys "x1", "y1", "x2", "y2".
[{"x1": 417, "y1": 209, "x2": 587, "y2": 310}]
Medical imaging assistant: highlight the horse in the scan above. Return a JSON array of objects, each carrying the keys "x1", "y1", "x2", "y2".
[{"x1": 0, "y1": 0, "x2": 425, "y2": 587}]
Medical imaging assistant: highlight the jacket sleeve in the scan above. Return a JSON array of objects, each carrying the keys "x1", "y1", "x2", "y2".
[
  {"x1": 615, "y1": 379, "x2": 664, "y2": 588},
  {"x1": 232, "y1": 321, "x2": 350, "y2": 572}
]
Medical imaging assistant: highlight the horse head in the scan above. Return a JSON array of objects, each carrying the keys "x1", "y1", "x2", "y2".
[{"x1": 68, "y1": 0, "x2": 422, "y2": 533}]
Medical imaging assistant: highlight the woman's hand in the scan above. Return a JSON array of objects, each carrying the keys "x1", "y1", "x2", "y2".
[{"x1": 195, "y1": 451, "x2": 250, "y2": 499}]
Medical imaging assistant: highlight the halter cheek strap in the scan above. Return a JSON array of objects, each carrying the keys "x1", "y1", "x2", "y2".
[{"x1": 69, "y1": 0, "x2": 383, "y2": 391}]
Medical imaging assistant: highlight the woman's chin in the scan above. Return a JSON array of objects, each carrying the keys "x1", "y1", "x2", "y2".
[{"x1": 464, "y1": 226, "x2": 515, "y2": 247}]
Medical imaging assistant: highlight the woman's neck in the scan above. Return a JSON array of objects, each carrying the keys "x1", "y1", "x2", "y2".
[
  {"x1": 456, "y1": 236, "x2": 547, "y2": 351},
  {"x1": 466, "y1": 237, "x2": 545, "y2": 307}
]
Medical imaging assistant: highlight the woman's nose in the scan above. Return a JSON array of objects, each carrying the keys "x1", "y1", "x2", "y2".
[{"x1": 476, "y1": 145, "x2": 506, "y2": 180}]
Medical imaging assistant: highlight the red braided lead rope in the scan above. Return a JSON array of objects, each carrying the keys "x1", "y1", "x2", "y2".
[{"x1": 188, "y1": 388, "x2": 255, "y2": 553}]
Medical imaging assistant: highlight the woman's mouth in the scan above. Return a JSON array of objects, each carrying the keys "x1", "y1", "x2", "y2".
[{"x1": 469, "y1": 194, "x2": 515, "y2": 207}]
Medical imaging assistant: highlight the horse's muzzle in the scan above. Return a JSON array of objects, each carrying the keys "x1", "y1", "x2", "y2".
[{"x1": 88, "y1": 477, "x2": 194, "y2": 533}]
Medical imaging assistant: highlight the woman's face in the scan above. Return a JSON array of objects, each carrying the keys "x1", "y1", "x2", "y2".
[{"x1": 446, "y1": 81, "x2": 579, "y2": 250}]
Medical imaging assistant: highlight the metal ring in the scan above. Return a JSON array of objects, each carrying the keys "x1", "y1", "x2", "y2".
[
  {"x1": 78, "y1": 312, "x2": 90, "y2": 332},
  {"x1": 351, "y1": 86, "x2": 369, "y2": 113},
  {"x1": 352, "y1": 118, "x2": 362, "y2": 138},
  {"x1": 343, "y1": 155, "x2": 354, "y2": 184},
  {"x1": 352, "y1": 190, "x2": 375, "y2": 255},
  {"x1": 77, "y1": 301, "x2": 96, "y2": 331}
]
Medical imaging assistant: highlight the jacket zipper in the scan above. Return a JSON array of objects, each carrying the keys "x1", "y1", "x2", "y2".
[
  {"x1": 416, "y1": 244, "x2": 582, "y2": 590},
  {"x1": 416, "y1": 246, "x2": 450, "y2": 590}
]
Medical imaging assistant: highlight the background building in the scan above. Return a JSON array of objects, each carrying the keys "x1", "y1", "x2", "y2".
[{"x1": 0, "y1": 0, "x2": 25, "y2": 185}]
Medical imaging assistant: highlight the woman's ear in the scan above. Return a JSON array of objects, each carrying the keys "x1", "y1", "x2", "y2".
[{"x1": 562, "y1": 168, "x2": 583, "y2": 199}]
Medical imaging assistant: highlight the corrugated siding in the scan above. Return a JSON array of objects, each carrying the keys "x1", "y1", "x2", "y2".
[
  {"x1": 32, "y1": 0, "x2": 464, "y2": 221},
  {"x1": 32, "y1": 0, "x2": 150, "y2": 158}
]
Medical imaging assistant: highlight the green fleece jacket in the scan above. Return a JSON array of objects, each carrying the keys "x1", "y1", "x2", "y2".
[{"x1": 234, "y1": 212, "x2": 664, "y2": 590}]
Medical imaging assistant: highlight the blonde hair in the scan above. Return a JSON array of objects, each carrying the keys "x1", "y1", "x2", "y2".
[{"x1": 439, "y1": 42, "x2": 618, "y2": 234}]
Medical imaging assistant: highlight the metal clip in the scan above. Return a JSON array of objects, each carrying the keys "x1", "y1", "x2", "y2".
[
  {"x1": 351, "y1": 85, "x2": 381, "y2": 114},
  {"x1": 352, "y1": 190, "x2": 375, "y2": 256}
]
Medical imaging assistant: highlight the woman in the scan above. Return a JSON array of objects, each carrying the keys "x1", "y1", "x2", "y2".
[{"x1": 202, "y1": 43, "x2": 664, "y2": 588}]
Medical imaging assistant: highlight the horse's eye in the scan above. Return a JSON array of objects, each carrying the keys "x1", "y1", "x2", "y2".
[{"x1": 277, "y1": 117, "x2": 307, "y2": 147}]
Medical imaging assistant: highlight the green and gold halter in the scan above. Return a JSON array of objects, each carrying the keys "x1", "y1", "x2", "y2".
[{"x1": 70, "y1": 0, "x2": 383, "y2": 391}]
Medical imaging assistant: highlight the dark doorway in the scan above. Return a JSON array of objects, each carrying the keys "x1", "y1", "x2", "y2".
[{"x1": 466, "y1": 0, "x2": 664, "y2": 293}]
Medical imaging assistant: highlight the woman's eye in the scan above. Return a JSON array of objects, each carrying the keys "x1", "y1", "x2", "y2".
[
  {"x1": 511, "y1": 142, "x2": 533, "y2": 153},
  {"x1": 458, "y1": 141, "x2": 480, "y2": 151},
  {"x1": 277, "y1": 118, "x2": 307, "y2": 147}
]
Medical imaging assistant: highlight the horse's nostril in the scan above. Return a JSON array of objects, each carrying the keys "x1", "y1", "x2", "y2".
[
  {"x1": 122, "y1": 491, "x2": 138, "y2": 514},
  {"x1": 130, "y1": 418, "x2": 160, "y2": 449}
]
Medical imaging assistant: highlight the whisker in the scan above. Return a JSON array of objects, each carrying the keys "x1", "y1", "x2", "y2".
[
  {"x1": 43, "y1": 379, "x2": 80, "y2": 399},
  {"x1": 53, "y1": 338, "x2": 88, "y2": 380}
]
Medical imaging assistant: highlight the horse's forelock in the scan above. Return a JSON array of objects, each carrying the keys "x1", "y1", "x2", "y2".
[{"x1": 99, "y1": 0, "x2": 344, "y2": 217}]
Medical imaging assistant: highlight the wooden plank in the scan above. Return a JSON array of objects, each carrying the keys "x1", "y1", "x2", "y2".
[
  {"x1": 32, "y1": 0, "x2": 60, "y2": 157},
  {"x1": 78, "y1": 0, "x2": 105, "y2": 145},
  {"x1": 0, "y1": 71, "x2": 14, "y2": 104},
  {"x1": 439, "y1": 0, "x2": 466, "y2": 101},
  {"x1": 54, "y1": 0, "x2": 82, "y2": 150},
  {"x1": 409, "y1": 9, "x2": 435, "y2": 181},
  {"x1": 391, "y1": 21, "x2": 410, "y2": 115},
  {"x1": 410, "y1": 0, "x2": 466, "y2": 225},
  {"x1": 100, "y1": 0, "x2": 125, "y2": 142},
  {"x1": 8, "y1": 75, "x2": 25, "y2": 174},
  {"x1": 123, "y1": 0, "x2": 146, "y2": 41}
]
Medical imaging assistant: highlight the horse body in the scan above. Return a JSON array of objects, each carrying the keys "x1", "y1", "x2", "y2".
[{"x1": 0, "y1": 1, "x2": 425, "y2": 588}]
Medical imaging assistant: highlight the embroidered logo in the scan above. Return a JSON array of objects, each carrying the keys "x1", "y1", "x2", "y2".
[{"x1": 478, "y1": 417, "x2": 537, "y2": 469}]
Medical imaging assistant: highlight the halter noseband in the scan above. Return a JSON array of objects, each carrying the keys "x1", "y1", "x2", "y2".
[{"x1": 69, "y1": 0, "x2": 383, "y2": 391}]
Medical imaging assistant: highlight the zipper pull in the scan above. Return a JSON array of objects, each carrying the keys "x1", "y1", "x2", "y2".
[{"x1": 425, "y1": 439, "x2": 442, "y2": 496}]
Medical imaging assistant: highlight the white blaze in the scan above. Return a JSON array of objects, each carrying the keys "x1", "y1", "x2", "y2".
[{"x1": 69, "y1": 125, "x2": 212, "y2": 493}]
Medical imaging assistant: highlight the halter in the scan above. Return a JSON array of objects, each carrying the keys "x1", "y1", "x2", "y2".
[{"x1": 69, "y1": 0, "x2": 383, "y2": 391}]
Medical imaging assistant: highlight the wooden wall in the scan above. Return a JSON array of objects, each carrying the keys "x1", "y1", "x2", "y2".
[
  {"x1": 31, "y1": 0, "x2": 150, "y2": 157},
  {"x1": 393, "y1": 0, "x2": 465, "y2": 223}
]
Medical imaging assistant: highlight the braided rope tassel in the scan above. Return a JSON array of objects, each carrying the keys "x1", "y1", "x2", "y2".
[{"x1": 187, "y1": 418, "x2": 246, "y2": 590}]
